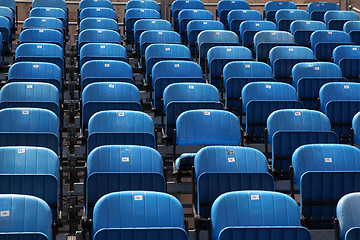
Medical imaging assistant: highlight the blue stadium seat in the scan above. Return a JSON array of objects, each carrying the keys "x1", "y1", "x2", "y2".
[
  {"x1": 223, "y1": 61, "x2": 275, "y2": 113},
  {"x1": 0, "y1": 6, "x2": 13, "y2": 26},
  {"x1": 336, "y1": 193, "x2": 360, "y2": 240},
  {"x1": 176, "y1": 109, "x2": 241, "y2": 146},
  {"x1": 32, "y1": 0, "x2": 67, "y2": 13},
  {"x1": 310, "y1": 30, "x2": 352, "y2": 61},
  {"x1": 0, "y1": 108, "x2": 59, "y2": 154},
  {"x1": 126, "y1": 0, "x2": 159, "y2": 11},
  {"x1": 211, "y1": 191, "x2": 311, "y2": 240},
  {"x1": 344, "y1": 21, "x2": 360, "y2": 45},
  {"x1": 79, "y1": 18, "x2": 118, "y2": 33},
  {"x1": 80, "y1": 60, "x2": 133, "y2": 90},
  {"x1": 242, "y1": 82, "x2": 303, "y2": 143},
  {"x1": 0, "y1": 147, "x2": 59, "y2": 219},
  {"x1": 82, "y1": 82, "x2": 142, "y2": 129},
  {"x1": 145, "y1": 44, "x2": 191, "y2": 87},
  {"x1": 239, "y1": 20, "x2": 276, "y2": 49},
  {"x1": 125, "y1": 9, "x2": 160, "y2": 43},
  {"x1": 292, "y1": 62, "x2": 344, "y2": 110},
  {"x1": 217, "y1": 0, "x2": 250, "y2": 27},
  {"x1": 290, "y1": 20, "x2": 326, "y2": 46},
  {"x1": 139, "y1": 30, "x2": 181, "y2": 66},
  {"x1": 292, "y1": 144, "x2": 360, "y2": 228},
  {"x1": 254, "y1": 30, "x2": 295, "y2": 62},
  {"x1": 178, "y1": 9, "x2": 213, "y2": 42},
  {"x1": 0, "y1": 0, "x2": 16, "y2": 15},
  {"x1": 227, "y1": 10, "x2": 262, "y2": 35},
  {"x1": 92, "y1": 191, "x2": 189, "y2": 240},
  {"x1": 197, "y1": 30, "x2": 239, "y2": 69},
  {"x1": 23, "y1": 17, "x2": 64, "y2": 34},
  {"x1": 352, "y1": 112, "x2": 360, "y2": 145},
  {"x1": 207, "y1": 46, "x2": 252, "y2": 89},
  {"x1": 15, "y1": 43, "x2": 64, "y2": 77},
  {"x1": 0, "y1": 16, "x2": 12, "y2": 52},
  {"x1": 171, "y1": 0, "x2": 204, "y2": 32},
  {"x1": 79, "y1": 43, "x2": 127, "y2": 68},
  {"x1": 275, "y1": 9, "x2": 310, "y2": 31},
  {"x1": 264, "y1": 1, "x2": 297, "y2": 23},
  {"x1": 87, "y1": 110, "x2": 155, "y2": 154},
  {"x1": 269, "y1": 46, "x2": 315, "y2": 83},
  {"x1": 324, "y1": 10, "x2": 359, "y2": 30},
  {"x1": 152, "y1": 60, "x2": 205, "y2": 112},
  {"x1": 163, "y1": 83, "x2": 223, "y2": 139},
  {"x1": 8, "y1": 62, "x2": 62, "y2": 93},
  {"x1": 194, "y1": 146, "x2": 275, "y2": 220},
  {"x1": 79, "y1": 7, "x2": 116, "y2": 22},
  {"x1": 134, "y1": 19, "x2": 172, "y2": 53},
  {"x1": 333, "y1": 45, "x2": 360, "y2": 81},
  {"x1": 187, "y1": 20, "x2": 225, "y2": 55},
  {"x1": 30, "y1": 8, "x2": 67, "y2": 31},
  {"x1": 0, "y1": 82, "x2": 60, "y2": 116},
  {"x1": 0, "y1": 194, "x2": 53, "y2": 240},
  {"x1": 320, "y1": 82, "x2": 360, "y2": 143},
  {"x1": 79, "y1": 0, "x2": 113, "y2": 12},
  {"x1": 78, "y1": 29, "x2": 121, "y2": 50},
  {"x1": 19, "y1": 29, "x2": 63, "y2": 49},
  {"x1": 266, "y1": 109, "x2": 338, "y2": 179},
  {"x1": 86, "y1": 146, "x2": 165, "y2": 218},
  {"x1": 307, "y1": 2, "x2": 339, "y2": 21}
]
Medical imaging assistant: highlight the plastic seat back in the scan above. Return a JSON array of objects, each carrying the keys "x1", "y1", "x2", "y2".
[
  {"x1": 290, "y1": 20, "x2": 326, "y2": 46},
  {"x1": 29, "y1": 8, "x2": 66, "y2": 29},
  {"x1": 264, "y1": 1, "x2": 297, "y2": 22},
  {"x1": 0, "y1": 0, "x2": 16, "y2": 14},
  {"x1": 254, "y1": 30, "x2": 295, "y2": 61},
  {"x1": 178, "y1": 9, "x2": 213, "y2": 41},
  {"x1": 223, "y1": 61, "x2": 274, "y2": 113},
  {"x1": 337, "y1": 193, "x2": 360, "y2": 240},
  {"x1": 23, "y1": 17, "x2": 63, "y2": 34},
  {"x1": 320, "y1": 82, "x2": 360, "y2": 142},
  {"x1": 310, "y1": 30, "x2": 352, "y2": 61},
  {"x1": 79, "y1": 18, "x2": 118, "y2": 33},
  {"x1": 324, "y1": 10, "x2": 359, "y2": 30},
  {"x1": 87, "y1": 110, "x2": 155, "y2": 154},
  {"x1": 125, "y1": 9, "x2": 160, "y2": 42},
  {"x1": 0, "y1": 82, "x2": 60, "y2": 116},
  {"x1": 197, "y1": 30, "x2": 239, "y2": 69},
  {"x1": 217, "y1": 0, "x2": 250, "y2": 27},
  {"x1": 292, "y1": 62, "x2": 344, "y2": 109},
  {"x1": 344, "y1": 21, "x2": 360, "y2": 44},
  {"x1": 187, "y1": 20, "x2": 225, "y2": 55},
  {"x1": 176, "y1": 109, "x2": 241, "y2": 146},
  {"x1": 93, "y1": 191, "x2": 188, "y2": 240},
  {"x1": 240, "y1": 20, "x2": 276, "y2": 48},
  {"x1": 308, "y1": 2, "x2": 339, "y2": 21},
  {"x1": 207, "y1": 46, "x2": 252, "y2": 88},
  {"x1": 8, "y1": 62, "x2": 62, "y2": 93},
  {"x1": 269, "y1": 46, "x2": 315, "y2": 81},
  {"x1": 79, "y1": 0, "x2": 113, "y2": 12},
  {"x1": 80, "y1": 60, "x2": 133, "y2": 90},
  {"x1": 32, "y1": 0, "x2": 67, "y2": 13},
  {"x1": 0, "y1": 16, "x2": 11, "y2": 49},
  {"x1": 82, "y1": 82, "x2": 142, "y2": 129},
  {"x1": 152, "y1": 60, "x2": 205, "y2": 111},
  {"x1": 211, "y1": 191, "x2": 311, "y2": 240},
  {"x1": 293, "y1": 144, "x2": 360, "y2": 228},
  {"x1": 15, "y1": 43, "x2": 64, "y2": 76},
  {"x1": 227, "y1": 9, "x2": 262, "y2": 34},
  {"x1": 0, "y1": 194, "x2": 53, "y2": 240},
  {"x1": 172, "y1": 0, "x2": 204, "y2": 32},
  {"x1": 333, "y1": 45, "x2": 360, "y2": 80},
  {"x1": 195, "y1": 146, "x2": 274, "y2": 219},
  {"x1": 87, "y1": 146, "x2": 165, "y2": 218},
  {"x1": 0, "y1": 108, "x2": 59, "y2": 154},
  {"x1": 78, "y1": 29, "x2": 121, "y2": 50},
  {"x1": 163, "y1": 83, "x2": 223, "y2": 138},
  {"x1": 275, "y1": 9, "x2": 310, "y2": 32},
  {"x1": 243, "y1": 82, "x2": 303, "y2": 143},
  {"x1": 126, "y1": 0, "x2": 159, "y2": 11},
  {"x1": 0, "y1": 147, "x2": 59, "y2": 219},
  {"x1": 19, "y1": 29, "x2": 63, "y2": 48},
  {"x1": 79, "y1": 43, "x2": 127, "y2": 67},
  {"x1": 79, "y1": 7, "x2": 116, "y2": 21}
]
